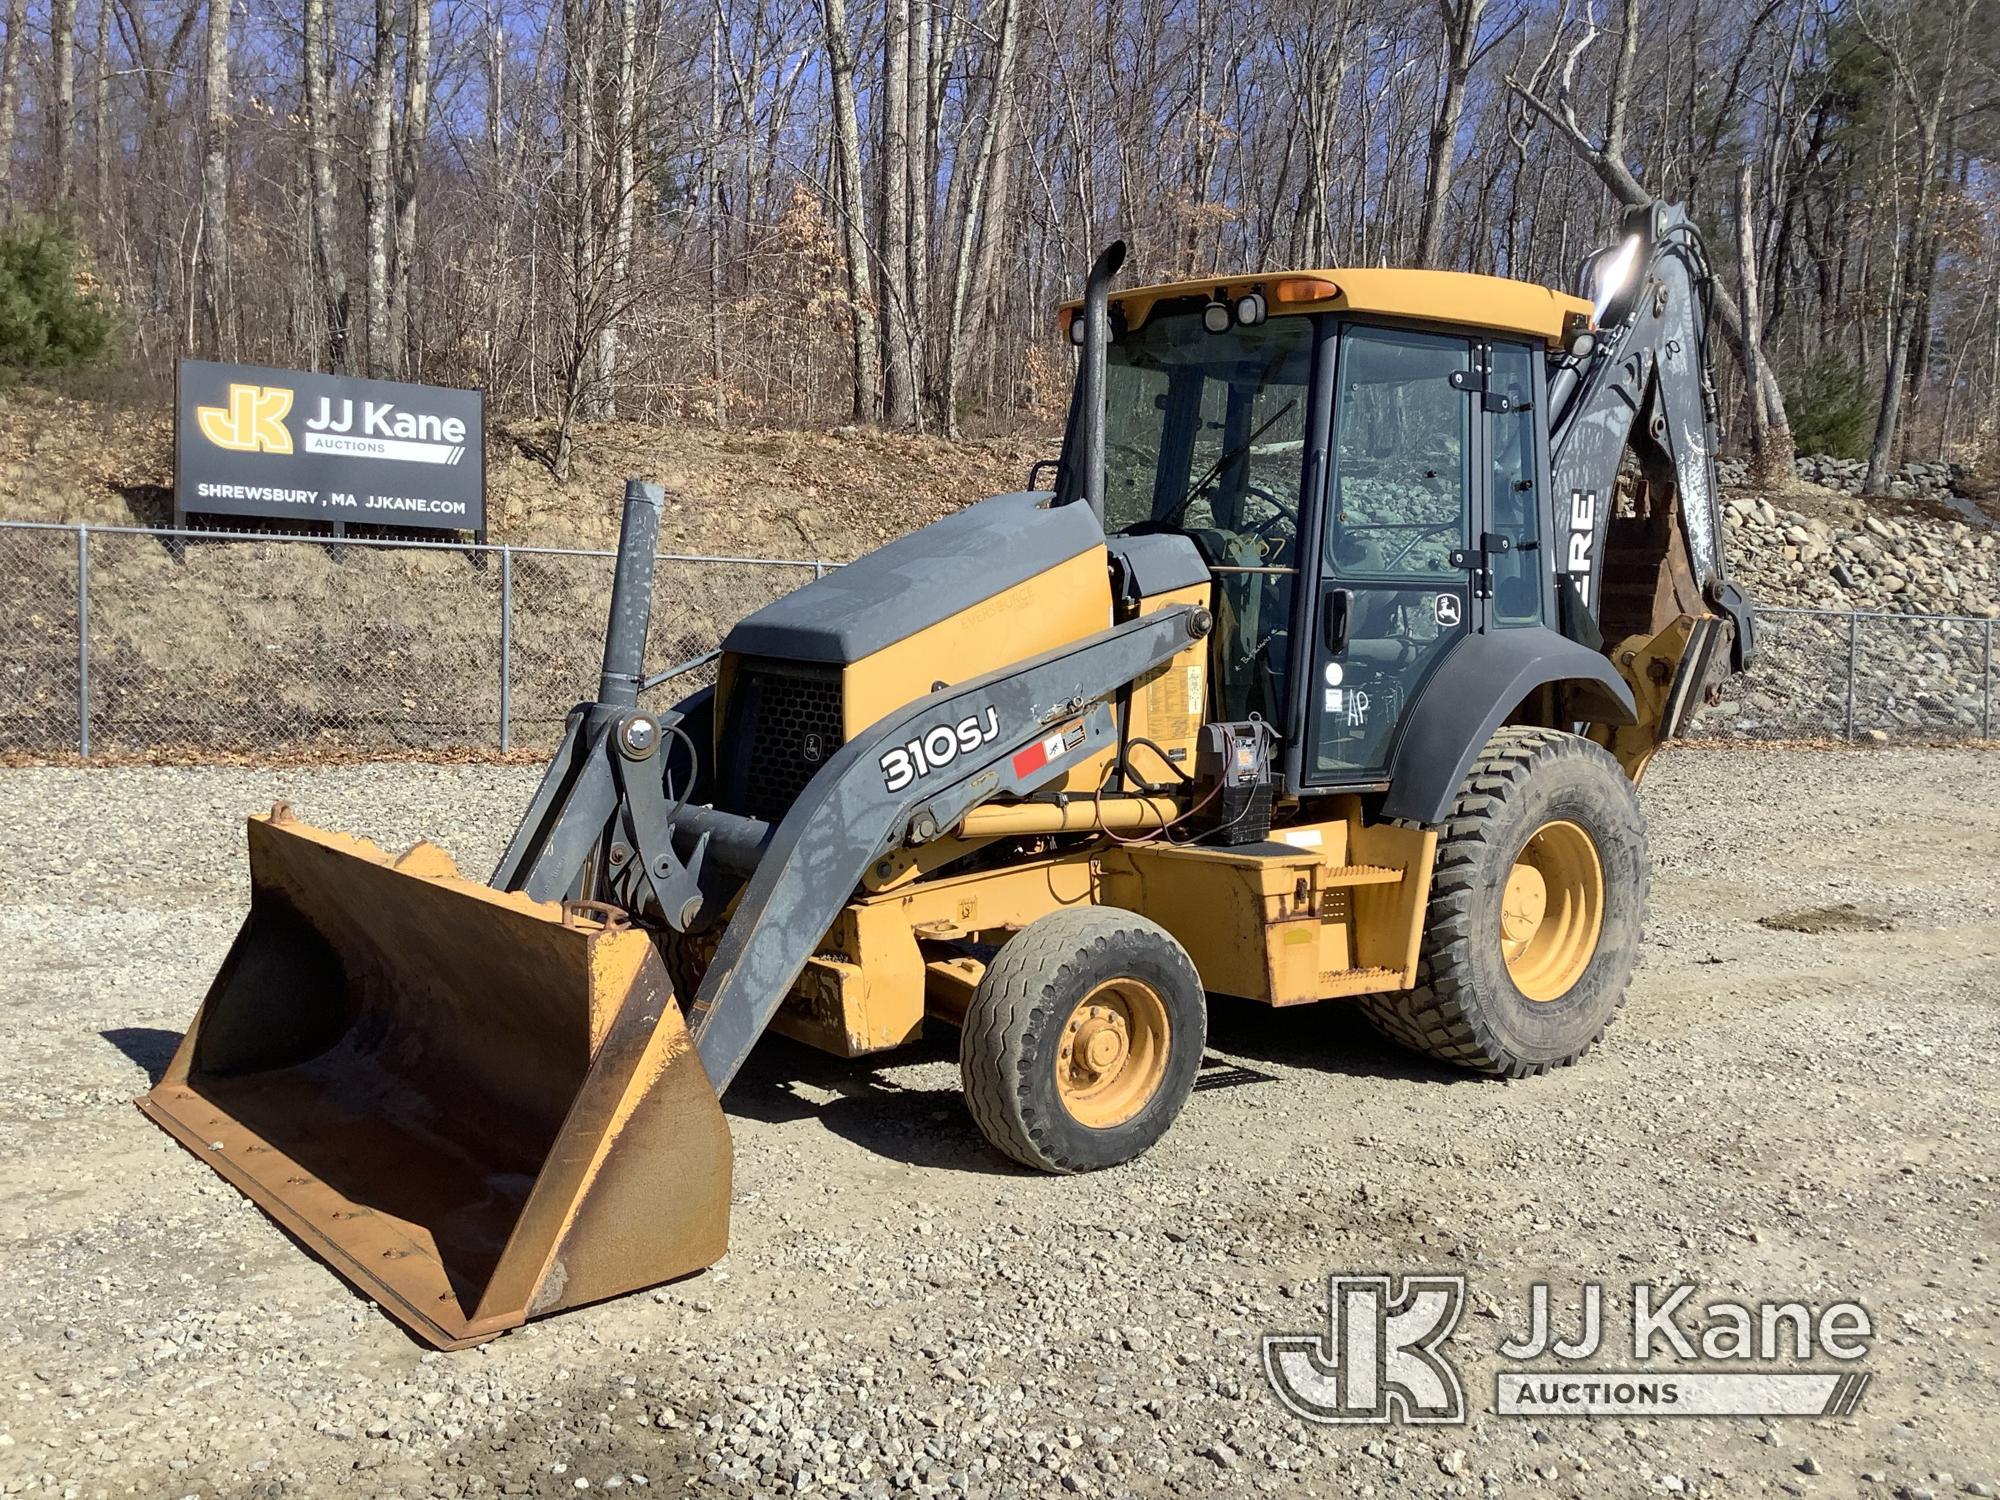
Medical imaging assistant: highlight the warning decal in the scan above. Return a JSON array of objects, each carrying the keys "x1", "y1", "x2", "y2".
[{"x1": 1012, "y1": 727, "x2": 1072, "y2": 780}]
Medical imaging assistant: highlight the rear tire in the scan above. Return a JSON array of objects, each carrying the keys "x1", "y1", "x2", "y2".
[
  {"x1": 1360, "y1": 727, "x2": 1648, "y2": 1077},
  {"x1": 960, "y1": 907, "x2": 1205, "y2": 1173}
]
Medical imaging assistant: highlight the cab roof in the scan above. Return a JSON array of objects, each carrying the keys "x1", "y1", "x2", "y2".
[{"x1": 1060, "y1": 267, "x2": 1593, "y2": 348}]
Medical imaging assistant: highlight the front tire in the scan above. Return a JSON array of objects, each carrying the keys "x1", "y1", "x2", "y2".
[
  {"x1": 960, "y1": 907, "x2": 1206, "y2": 1173},
  {"x1": 1361, "y1": 727, "x2": 1648, "y2": 1076}
]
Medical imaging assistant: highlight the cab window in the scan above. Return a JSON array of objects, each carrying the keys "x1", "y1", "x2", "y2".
[
  {"x1": 1323, "y1": 327, "x2": 1469, "y2": 580},
  {"x1": 1488, "y1": 342, "x2": 1546, "y2": 627}
]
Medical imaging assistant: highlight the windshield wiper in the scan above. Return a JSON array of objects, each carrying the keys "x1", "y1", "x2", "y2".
[{"x1": 1154, "y1": 398, "x2": 1298, "y2": 529}]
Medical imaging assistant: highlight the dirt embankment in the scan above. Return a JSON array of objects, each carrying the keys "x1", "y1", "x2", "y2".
[
  {"x1": 0, "y1": 391, "x2": 1054, "y2": 757},
  {"x1": 0, "y1": 386, "x2": 1051, "y2": 557}
]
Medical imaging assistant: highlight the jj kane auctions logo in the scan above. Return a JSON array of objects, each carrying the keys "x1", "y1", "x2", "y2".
[
  {"x1": 1264, "y1": 1274, "x2": 1872, "y2": 1424},
  {"x1": 196, "y1": 385, "x2": 469, "y2": 467}
]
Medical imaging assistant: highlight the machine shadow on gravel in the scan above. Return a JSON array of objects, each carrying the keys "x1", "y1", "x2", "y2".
[
  {"x1": 1201, "y1": 995, "x2": 1488, "y2": 1086},
  {"x1": 101, "y1": 1026, "x2": 182, "y2": 1086},
  {"x1": 724, "y1": 1029, "x2": 1030, "y2": 1177}
]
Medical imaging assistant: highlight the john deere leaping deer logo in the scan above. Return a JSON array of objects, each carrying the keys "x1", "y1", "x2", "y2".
[{"x1": 195, "y1": 383, "x2": 295, "y2": 454}]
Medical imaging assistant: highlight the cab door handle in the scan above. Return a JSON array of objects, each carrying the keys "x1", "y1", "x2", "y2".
[{"x1": 1321, "y1": 587, "x2": 1354, "y2": 654}]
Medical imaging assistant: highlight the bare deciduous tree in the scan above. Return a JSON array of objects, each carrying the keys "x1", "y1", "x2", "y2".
[
  {"x1": 197, "y1": 0, "x2": 230, "y2": 355},
  {"x1": 0, "y1": 0, "x2": 1992, "y2": 487},
  {"x1": 390, "y1": 0, "x2": 431, "y2": 376},
  {"x1": 0, "y1": 0, "x2": 26, "y2": 211},
  {"x1": 820, "y1": 0, "x2": 880, "y2": 421},
  {"x1": 303, "y1": 0, "x2": 350, "y2": 371},
  {"x1": 362, "y1": 0, "x2": 395, "y2": 377},
  {"x1": 50, "y1": 0, "x2": 76, "y2": 202},
  {"x1": 1415, "y1": 0, "x2": 1487, "y2": 267}
]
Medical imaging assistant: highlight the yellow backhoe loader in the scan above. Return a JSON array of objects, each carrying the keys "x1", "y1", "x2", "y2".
[{"x1": 142, "y1": 203, "x2": 1754, "y2": 1348}]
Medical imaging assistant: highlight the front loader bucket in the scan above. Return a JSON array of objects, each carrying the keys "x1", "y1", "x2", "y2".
[{"x1": 138, "y1": 808, "x2": 732, "y2": 1349}]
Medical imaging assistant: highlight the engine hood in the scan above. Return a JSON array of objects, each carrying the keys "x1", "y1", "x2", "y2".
[{"x1": 723, "y1": 491, "x2": 1106, "y2": 666}]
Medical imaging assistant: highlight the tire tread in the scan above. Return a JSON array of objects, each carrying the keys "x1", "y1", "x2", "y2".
[
  {"x1": 960, "y1": 907, "x2": 1202, "y2": 1173},
  {"x1": 1359, "y1": 727, "x2": 1650, "y2": 1078}
]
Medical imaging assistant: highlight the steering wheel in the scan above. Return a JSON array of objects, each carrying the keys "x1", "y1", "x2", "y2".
[
  {"x1": 1242, "y1": 480, "x2": 1298, "y2": 528},
  {"x1": 1241, "y1": 489, "x2": 1298, "y2": 565},
  {"x1": 1380, "y1": 520, "x2": 1461, "y2": 572},
  {"x1": 1106, "y1": 439, "x2": 1161, "y2": 476}
]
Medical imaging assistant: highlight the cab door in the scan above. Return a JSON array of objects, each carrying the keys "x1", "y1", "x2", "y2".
[{"x1": 1300, "y1": 324, "x2": 1483, "y2": 782}]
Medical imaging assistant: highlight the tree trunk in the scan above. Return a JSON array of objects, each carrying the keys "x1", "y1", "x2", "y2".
[
  {"x1": 1863, "y1": 159, "x2": 1938, "y2": 495},
  {"x1": 50, "y1": 0, "x2": 76, "y2": 203},
  {"x1": 552, "y1": 0, "x2": 599, "y2": 479},
  {"x1": 967, "y1": 52, "x2": 1014, "y2": 412},
  {"x1": 590, "y1": 0, "x2": 635, "y2": 420},
  {"x1": 819, "y1": 0, "x2": 879, "y2": 421},
  {"x1": 304, "y1": 0, "x2": 349, "y2": 371},
  {"x1": 940, "y1": 0, "x2": 1015, "y2": 438},
  {"x1": 390, "y1": 0, "x2": 431, "y2": 377},
  {"x1": 905, "y1": 0, "x2": 931, "y2": 428},
  {"x1": 198, "y1": 0, "x2": 231, "y2": 355},
  {"x1": 1415, "y1": 0, "x2": 1482, "y2": 267},
  {"x1": 1734, "y1": 158, "x2": 1792, "y2": 490},
  {"x1": 706, "y1": 8, "x2": 726, "y2": 427},
  {"x1": 91, "y1": 0, "x2": 108, "y2": 216},
  {"x1": 0, "y1": 0, "x2": 22, "y2": 214},
  {"x1": 363, "y1": 0, "x2": 395, "y2": 378},
  {"x1": 877, "y1": 0, "x2": 915, "y2": 428},
  {"x1": 1851, "y1": 0, "x2": 1966, "y2": 495},
  {"x1": 478, "y1": 0, "x2": 507, "y2": 390}
]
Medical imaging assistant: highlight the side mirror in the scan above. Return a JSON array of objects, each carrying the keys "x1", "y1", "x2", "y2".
[{"x1": 1322, "y1": 587, "x2": 1354, "y2": 655}]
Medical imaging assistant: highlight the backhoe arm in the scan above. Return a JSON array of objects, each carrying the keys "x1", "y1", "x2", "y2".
[{"x1": 1548, "y1": 201, "x2": 1753, "y2": 670}]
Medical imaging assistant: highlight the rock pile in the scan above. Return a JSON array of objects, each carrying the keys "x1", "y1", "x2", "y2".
[
  {"x1": 1711, "y1": 492, "x2": 1996, "y2": 740},
  {"x1": 1714, "y1": 452, "x2": 1970, "y2": 502},
  {"x1": 1723, "y1": 492, "x2": 1998, "y2": 617}
]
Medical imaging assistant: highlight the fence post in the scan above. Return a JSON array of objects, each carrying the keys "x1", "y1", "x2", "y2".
[
  {"x1": 499, "y1": 546, "x2": 513, "y2": 754},
  {"x1": 1985, "y1": 617, "x2": 1994, "y2": 742},
  {"x1": 813, "y1": 560, "x2": 825, "y2": 580},
  {"x1": 1842, "y1": 612, "x2": 1859, "y2": 742},
  {"x1": 76, "y1": 524, "x2": 90, "y2": 758}
]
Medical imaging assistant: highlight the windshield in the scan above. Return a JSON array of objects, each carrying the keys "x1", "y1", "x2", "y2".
[
  {"x1": 1060, "y1": 312, "x2": 1314, "y2": 553},
  {"x1": 1056, "y1": 310, "x2": 1315, "y2": 725}
]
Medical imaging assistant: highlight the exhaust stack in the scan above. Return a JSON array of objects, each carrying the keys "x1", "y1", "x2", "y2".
[{"x1": 1076, "y1": 240, "x2": 1127, "y2": 525}]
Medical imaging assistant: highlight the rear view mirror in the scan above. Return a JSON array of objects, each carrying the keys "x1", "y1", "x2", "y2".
[{"x1": 1585, "y1": 234, "x2": 1644, "y2": 326}]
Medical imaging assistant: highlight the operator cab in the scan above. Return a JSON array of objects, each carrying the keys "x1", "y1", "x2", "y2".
[{"x1": 1054, "y1": 272, "x2": 1576, "y2": 792}]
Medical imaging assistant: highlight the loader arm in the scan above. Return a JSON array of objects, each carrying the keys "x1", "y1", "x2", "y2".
[
  {"x1": 685, "y1": 602, "x2": 1209, "y2": 1090},
  {"x1": 483, "y1": 485, "x2": 1212, "y2": 1093}
]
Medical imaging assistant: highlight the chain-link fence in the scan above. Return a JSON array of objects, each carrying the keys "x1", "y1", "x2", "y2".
[
  {"x1": 1, "y1": 520, "x2": 1993, "y2": 757},
  {"x1": 1712, "y1": 605, "x2": 1996, "y2": 741},
  {"x1": 0, "y1": 520, "x2": 824, "y2": 757}
]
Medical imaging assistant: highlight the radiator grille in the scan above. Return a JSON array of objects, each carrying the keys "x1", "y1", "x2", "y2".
[{"x1": 728, "y1": 660, "x2": 844, "y2": 821}]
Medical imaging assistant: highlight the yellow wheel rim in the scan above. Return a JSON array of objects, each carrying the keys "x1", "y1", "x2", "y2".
[
  {"x1": 1054, "y1": 978, "x2": 1171, "y2": 1129},
  {"x1": 1501, "y1": 819, "x2": 1605, "y2": 1002}
]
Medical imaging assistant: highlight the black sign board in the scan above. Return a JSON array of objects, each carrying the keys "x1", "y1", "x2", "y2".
[{"x1": 174, "y1": 358, "x2": 485, "y2": 537}]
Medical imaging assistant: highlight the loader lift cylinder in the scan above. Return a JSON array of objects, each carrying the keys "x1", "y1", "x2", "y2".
[{"x1": 598, "y1": 479, "x2": 666, "y2": 709}]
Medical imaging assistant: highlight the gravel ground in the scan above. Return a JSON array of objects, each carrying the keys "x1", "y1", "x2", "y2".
[{"x1": 1, "y1": 748, "x2": 1996, "y2": 1500}]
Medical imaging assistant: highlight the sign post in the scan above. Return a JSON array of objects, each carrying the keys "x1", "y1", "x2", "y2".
[{"x1": 174, "y1": 359, "x2": 486, "y2": 539}]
